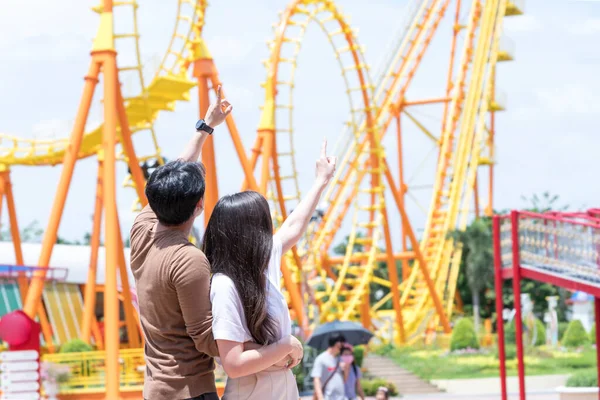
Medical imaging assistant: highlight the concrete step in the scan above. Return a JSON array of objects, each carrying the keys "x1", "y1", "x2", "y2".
[{"x1": 363, "y1": 354, "x2": 442, "y2": 395}]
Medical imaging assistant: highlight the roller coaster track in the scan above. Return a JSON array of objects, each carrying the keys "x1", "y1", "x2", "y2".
[
  {"x1": 2, "y1": 0, "x2": 522, "y2": 353},
  {"x1": 0, "y1": 0, "x2": 206, "y2": 175}
]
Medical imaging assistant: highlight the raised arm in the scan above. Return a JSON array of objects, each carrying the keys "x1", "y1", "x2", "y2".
[
  {"x1": 276, "y1": 139, "x2": 336, "y2": 253},
  {"x1": 179, "y1": 85, "x2": 232, "y2": 162}
]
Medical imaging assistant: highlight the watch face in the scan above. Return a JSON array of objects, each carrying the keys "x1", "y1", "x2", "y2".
[{"x1": 195, "y1": 120, "x2": 205, "y2": 131}]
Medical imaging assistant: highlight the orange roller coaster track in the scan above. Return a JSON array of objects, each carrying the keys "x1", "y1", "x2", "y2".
[{"x1": 0, "y1": 0, "x2": 523, "y2": 397}]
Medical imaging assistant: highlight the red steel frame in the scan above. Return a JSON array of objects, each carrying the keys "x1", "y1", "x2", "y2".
[{"x1": 493, "y1": 209, "x2": 600, "y2": 400}]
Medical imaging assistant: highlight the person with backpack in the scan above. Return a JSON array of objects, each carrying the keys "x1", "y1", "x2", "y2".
[{"x1": 311, "y1": 333, "x2": 347, "y2": 400}]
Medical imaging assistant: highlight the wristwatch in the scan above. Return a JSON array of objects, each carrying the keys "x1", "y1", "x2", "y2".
[{"x1": 195, "y1": 119, "x2": 214, "y2": 134}]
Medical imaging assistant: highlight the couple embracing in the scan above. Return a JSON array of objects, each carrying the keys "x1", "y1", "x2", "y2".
[{"x1": 130, "y1": 88, "x2": 336, "y2": 400}]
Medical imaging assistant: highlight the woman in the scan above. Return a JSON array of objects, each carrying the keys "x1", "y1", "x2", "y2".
[
  {"x1": 204, "y1": 139, "x2": 337, "y2": 399},
  {"x1": 341, "y1": 345, "x2": 365, "y2": 400}
]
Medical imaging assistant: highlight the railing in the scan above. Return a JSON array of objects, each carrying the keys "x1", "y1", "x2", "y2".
[
  {"x1": 0, "y1": 265, "x2": 68, "y2": 281},
  {"x1": 42, "y1": 349, "x2": 227, "y2": 394},
  {"x1": 498, "y1": 211, "x2": 600, "y2": 285},
  {"x1": 42, "y1": 349, "x2": 145, "y2": 393}
]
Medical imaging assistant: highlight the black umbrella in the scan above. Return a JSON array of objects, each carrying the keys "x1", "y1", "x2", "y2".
[{"x1": 305, "y1": 320, "x2": 374, "y2": 350}]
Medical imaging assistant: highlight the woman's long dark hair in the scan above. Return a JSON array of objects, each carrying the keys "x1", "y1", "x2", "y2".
[{"x1": 202, "y1": 191, "x2": 278, "y2": 345}]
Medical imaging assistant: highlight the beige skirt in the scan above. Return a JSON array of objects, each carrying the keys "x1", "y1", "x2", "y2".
[{"x1": 222, "y1": 366, "x2": 299, "y2": 400}]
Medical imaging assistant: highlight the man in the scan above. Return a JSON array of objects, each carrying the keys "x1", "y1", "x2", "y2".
[
  {"x1": 311, "y1": 333, "x2": 347, "y2": 400},
  {"x1": 130, "y1": 86, "x2": 232, "y2": 400}
]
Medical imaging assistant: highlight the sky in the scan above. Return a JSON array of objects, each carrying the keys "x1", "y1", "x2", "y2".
[{"x1": 0, "y1": 0, "x2": 599, "y2": 247}]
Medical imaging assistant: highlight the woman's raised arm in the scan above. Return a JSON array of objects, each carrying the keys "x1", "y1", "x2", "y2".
[{"x1": 275, "y1": 139, "x2": 336, "y2": 253}]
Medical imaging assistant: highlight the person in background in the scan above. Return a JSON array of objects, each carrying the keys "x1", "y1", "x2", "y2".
[
  {"x1": 311, "y1": 333, "x2": 347, "y2": 400},
  {"x1": 341, "y1": 345, "x2": 365, "y2": 400},
  {"x1": 375, "y1": 386, "x2": 389, "y2": 400}
]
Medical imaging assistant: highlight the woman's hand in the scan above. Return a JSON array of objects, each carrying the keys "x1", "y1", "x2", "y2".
[
  {"x1": 315, "y1": 139, "x2": 337, "y2": 188},
  {"x1": 287, "y1": 335, "x2": 304, "y2": 369},
  {"x1": 205, "y1": 85, "x2": 232, "y2": 128}
]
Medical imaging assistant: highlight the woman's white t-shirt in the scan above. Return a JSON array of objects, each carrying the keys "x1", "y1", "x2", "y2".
[{"x1": 210, "y1": 235, "x2": 292, "y2": 343}]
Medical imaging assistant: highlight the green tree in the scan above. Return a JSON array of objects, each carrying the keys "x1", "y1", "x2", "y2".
[
  {"x1": 0, "y1": 220, "x2": 44, "y2": 243},
  {"x1": 455, "y1": 192, "x2": 571, "y2": 328},
  {"x1": 521, "y1": 191, "x2": 568, "y2": 213},
  {"x1": 449, "y1": 218, "x2": 493, "y2": 330},
  {"x1": 333, "y1": 232, "x2": 365, "y2": 255}
]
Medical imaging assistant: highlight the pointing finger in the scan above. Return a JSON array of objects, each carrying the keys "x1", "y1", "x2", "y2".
[
  {"x1": 216, "y1": 85, "x2": 222, "y2": 102},
  {"x1": 320, "y1": 138, "x2": 327, "y2": 159}
]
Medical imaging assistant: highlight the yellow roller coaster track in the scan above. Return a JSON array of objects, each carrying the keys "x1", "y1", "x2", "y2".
[
  {"x1": 0, "y1": 0, "x2": 206, "y2": 173},
  {"x1": 1, "y1": 0, "x2": 523, "y2": 352}
]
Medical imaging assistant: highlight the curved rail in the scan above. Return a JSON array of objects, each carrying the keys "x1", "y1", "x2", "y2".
[{"x1": 0, "y1": 0, "x2": 207, "y2": 168}]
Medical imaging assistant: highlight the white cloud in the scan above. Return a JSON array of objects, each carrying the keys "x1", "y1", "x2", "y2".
[
  {"x1": 534, "y1": 84, "x2": 600, "y2": 115},
  {"x1": 205, "y1": 36, "x2": 258, "y2": 65},
  {"x1": 31, "y1": 119, "x2": 74, "y2": 140},
  {"x1": 504, "y1": 15, "x2": 543, "y2": 33},
  {"x1": 566, "y1": 18, "x2": 600, "y2": 35}
]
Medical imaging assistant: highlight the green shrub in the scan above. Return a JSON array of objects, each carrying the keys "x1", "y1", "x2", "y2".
[
  {"x1": 566, "y1": 369, "x2": 598, "y2": 387},
  {"x1": 562, "y1": 320, "x2": 590, "y2": 348},
  {"x1": 590, "y1": 324, "x2": 596, "y2": 344},
  {"x1": 59, "y1": 338, "x2": 93, "y2": 353},
  {"x1": 450, "y1": 318, "x2": 479, "y2": 351},
  {"x1": 504, "y1": 318, "x2": 546, "y2": 346},
  {"x1": 534, "y1": 318, "x2": 546, "y2": 346},
  {"x1": 559, "y1": 322, "x2": 569, "y2": 341},
  {"x1": 293, "y1": 367, "x2": 305, "y2": 391},
  {"x1": 361, "y1": 378, "x2": 398, "y2": 396},
  {"x1": 373, "y1": 343, "x2": 395, "y2": 356},
  {"x1": 495, "y1": 344, "x2": 517, "y2": 360},
  {"x1": 353, "y1": 345, "x2": 365, "y2": 368},
  {"x1": 504, "y1": 321, "x2": 516, "y2": 343}
]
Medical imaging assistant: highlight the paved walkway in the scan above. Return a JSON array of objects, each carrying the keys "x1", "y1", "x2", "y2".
[
  {"x1": 431, "y1": 374, "x2": 569, "y2": 396},
  {"x1": 302, "y1": 394, "x2": 560, "y2": 400}
]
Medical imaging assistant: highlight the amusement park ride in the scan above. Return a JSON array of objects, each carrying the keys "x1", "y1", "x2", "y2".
[{"x1": 0, "y1": 0, "x2": 526, "y2": 397}]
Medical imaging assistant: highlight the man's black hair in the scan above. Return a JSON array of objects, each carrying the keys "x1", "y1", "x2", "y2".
[
  {"x1": 328, "y1": 333, "x2": 346, "y2": 348},
  {"x1": 145, "y1": 160, "x2": 206, "y2": 226}
]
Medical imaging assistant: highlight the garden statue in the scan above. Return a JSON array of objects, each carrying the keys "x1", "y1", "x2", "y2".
[
  {"x1": 569, "y1": 291, "x2": 594, "y2": 332},
  {"x1": 521, "y1": 293, "x2": 538, "y2": 346},
  {"x1": 503, "y1": 308, "x2": 514, "y2": 323},
  {"x1": 546, "y1": 296, "x2": 559, "y2": 346}
]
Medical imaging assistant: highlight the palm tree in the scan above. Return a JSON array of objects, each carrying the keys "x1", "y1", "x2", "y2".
[{"x1": 449, "y1": 218, "x2": 493, "y2": 331}]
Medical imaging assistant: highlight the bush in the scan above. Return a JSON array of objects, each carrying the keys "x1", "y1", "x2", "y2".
[
  {"x1": 504, "y1": 321, "x2": 516, "y2": 343},
  {"x1": 566, "y1": 369, "x2": 598, "y2": 387},
  {"x1": 361, "y1": 378, "x2": 398, "y2": 396},
  {"x1": 534, "y1": 318, "x2": 546, "y2": 346},
  {"x1": 559, "y1": 322, "x2": 569, "y2": 341},
  {"x1": 293, "y1": 366, "x2": 305, "y2": 391},
  {"x1": 562, "y1": 320, "x2": 590, "y2": 348},
  {"x1": 59, "y1": 339, "x2": 93, "y2": 353},
  {"x1": 504, "y1": 318, "x2": 546, "y2": 346},
  {"x1": 495, "y1": 344, "x2": 517, "y2": 360},
  {"x1": 450, "y1": 318, "x2": 479, "y2": 351},
  {"x1": 373, "y1": 343, "x2": 395, "y2": 356},
  {"x1": 354, "y1": 345, "x2": 365, "y2": 368},
  {"x1": 590, "y1": 324, "x2": 596, "y2": 344}
]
